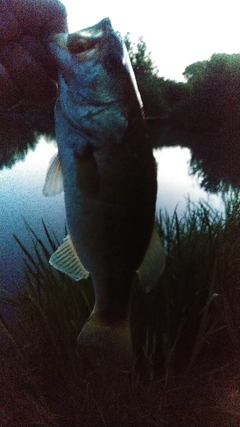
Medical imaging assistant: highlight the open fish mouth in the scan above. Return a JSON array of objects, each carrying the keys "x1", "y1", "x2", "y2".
[
  {"x1": 48, "y1": 18, "x2": 115, "y2": 63},
  {"x1": 48, "y1": 17, "x2": 132, "y2": 111},
  {"x1": 67, "y1": 18, "x2": 113, "y2": 55},
  {"x1": 65, "y1": 18, "x2": 125, "y2": 77},
  {"x1": 49, "y1": 18, "x2": 125, "y2": 82}
]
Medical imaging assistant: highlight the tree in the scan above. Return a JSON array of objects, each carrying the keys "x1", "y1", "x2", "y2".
[
  {"x1": 123, "y1": 33, "x2": 166, "y2": 116},
  {"x1": 175, "y1": 53, "x2": 240, "y2": 133},
  {"x1": 162, "y1": 80, "x2": 190, "y2": 109},
  {"x1": 183, "y1": 61, "x2": 208, "y2": 84}
]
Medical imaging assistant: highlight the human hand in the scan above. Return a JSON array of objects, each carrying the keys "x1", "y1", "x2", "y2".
[{"x1": 0, "y1": 0, "x2": 67, "y2": 109}]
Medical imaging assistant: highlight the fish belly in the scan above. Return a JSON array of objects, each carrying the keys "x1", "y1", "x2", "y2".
[{"x1": 57, "y1": 108, "x2": 157, "y2": 322}]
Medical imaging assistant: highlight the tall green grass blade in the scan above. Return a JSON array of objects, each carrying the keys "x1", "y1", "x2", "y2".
[{"x1": 1, "y1": 192, "x2": 240, "y2": 425}]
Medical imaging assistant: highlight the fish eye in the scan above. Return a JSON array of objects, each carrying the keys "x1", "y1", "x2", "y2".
[{"x1": 103, "y1": 52, "x2": 124, "y2": 74}]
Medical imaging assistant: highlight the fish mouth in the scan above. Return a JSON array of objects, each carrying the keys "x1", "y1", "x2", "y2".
[
  {"x1": 67, "y1": 18, "x2": 113, "y2": 56},
  {"x1": 49, "y1": 18, "x2": 125, "y2": 72}
]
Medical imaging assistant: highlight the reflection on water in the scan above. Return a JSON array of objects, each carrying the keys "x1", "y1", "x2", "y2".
[
  {"x1": 2, "y1": 119, "x2": 238, "y2": 297},
  {"x1": 1, "y1": 135, "x2": 224, "y2": 293},
  {"x1": 0, "y1": 137, "x2": 65, "y2": 293},
  {"x1": 154, "y1": 146, "x2": 222, "y2": 216},
  {"x1": 0, "y1": 110, "x2": 54, "y2": 170},
  {"x1": 149, "y1": 122, "x2": 240, "y2": 193},
  {"x1": 189, "y1": 131, "x2": 240, "y2": 192}
]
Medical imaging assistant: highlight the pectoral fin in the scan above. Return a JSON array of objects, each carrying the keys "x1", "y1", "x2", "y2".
[
  {"x1": 43, "y1": 152, "x2": 64, "y2": 196},
  {"x1": 137, "y1": 226, "x2": 165, "y2": 292},
  {"x1": 50, "y1": 234, "x2": 90, "y2": 281}
]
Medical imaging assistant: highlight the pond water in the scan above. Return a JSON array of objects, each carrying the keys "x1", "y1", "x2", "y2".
[{"x1": 0, "y1": 135, "x2": 222, "y2": 296}]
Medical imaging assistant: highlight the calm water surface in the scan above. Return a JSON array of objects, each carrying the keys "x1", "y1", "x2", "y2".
[{"x1": 0, "y1": 136, "x2": 222, "y2": 294}]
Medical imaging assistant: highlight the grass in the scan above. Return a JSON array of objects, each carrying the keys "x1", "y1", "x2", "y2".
[{"x1": 1, "y1": 192, "x2": 240, "y2": 426}]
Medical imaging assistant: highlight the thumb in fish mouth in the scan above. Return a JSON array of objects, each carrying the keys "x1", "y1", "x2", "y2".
[{"x1": 0, "y1": 0, "x2": 68, "y2": 108}]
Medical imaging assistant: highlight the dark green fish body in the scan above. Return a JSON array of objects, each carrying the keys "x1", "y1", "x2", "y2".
[{"x1": 43, "y1": 19, "x2": 165, "y2": 369}]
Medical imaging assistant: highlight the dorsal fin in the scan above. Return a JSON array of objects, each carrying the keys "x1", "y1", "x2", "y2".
[
  {"x1": 137, "y1": 226, "x2": 165, "y2": 292},
  {"x1": 50, "y1": 234, "x2": 90, "y2": 281},
  {"x1": 43, "y1": 152, "x2": 64, "y2": 197}
]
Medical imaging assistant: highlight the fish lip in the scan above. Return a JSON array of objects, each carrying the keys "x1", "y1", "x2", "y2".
[
  {"x1": 71, "y1": 18, "x2": 113, "y2": 40},
  {"x1": 48, "y1": 18, "x2": 114, "y2": 60},
  {"x1": 67, "y1": 18, "x2": 113, "y2": 56}
]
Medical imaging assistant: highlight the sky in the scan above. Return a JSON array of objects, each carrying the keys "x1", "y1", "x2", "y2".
[{"x1": 61, "y1": 0, "x2": 240, "y2": 82}]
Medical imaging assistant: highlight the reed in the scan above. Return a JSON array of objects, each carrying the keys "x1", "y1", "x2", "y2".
[{"x1": 1, "y1": 192, "x2": 240, "y2": 426}]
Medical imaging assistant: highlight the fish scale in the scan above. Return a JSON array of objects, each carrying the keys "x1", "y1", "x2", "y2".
[{"x1": 43, "y1": 18, "x2": 165, "y2": 370}]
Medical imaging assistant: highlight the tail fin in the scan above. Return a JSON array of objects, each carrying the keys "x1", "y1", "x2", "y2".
[{"x1": 77, "y1": 312, "x2": 133, "y2": 371}]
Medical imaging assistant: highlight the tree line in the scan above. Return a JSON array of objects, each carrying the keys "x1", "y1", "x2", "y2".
[
  {"x1": 1, "y1": 34, "x2": 240, "y2": 185},
  {"x1": 125, "y1": 34, "x2": 240, "y2": 135},
  {"x1": 3, "y1": 33, "x2": 239, "y2": 137}
]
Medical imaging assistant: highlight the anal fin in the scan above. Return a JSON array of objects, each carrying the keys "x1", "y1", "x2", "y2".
[{"x1": 50, "y1": 234, "x2": 89, "y2": 281}]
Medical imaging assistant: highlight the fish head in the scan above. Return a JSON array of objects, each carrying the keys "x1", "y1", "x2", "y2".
[{"x1": 49, "y1": 18, "x2": 143, "y2": 118}]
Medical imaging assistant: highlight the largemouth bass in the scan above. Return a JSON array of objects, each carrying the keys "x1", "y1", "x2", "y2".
[{"x1": 43, "y1": 18, "x2": 165, "y2": 369}]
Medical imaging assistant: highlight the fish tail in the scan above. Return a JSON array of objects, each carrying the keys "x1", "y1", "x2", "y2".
[{"x1": 77, "y1": 312, "x2": 133, "y2": 371}]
